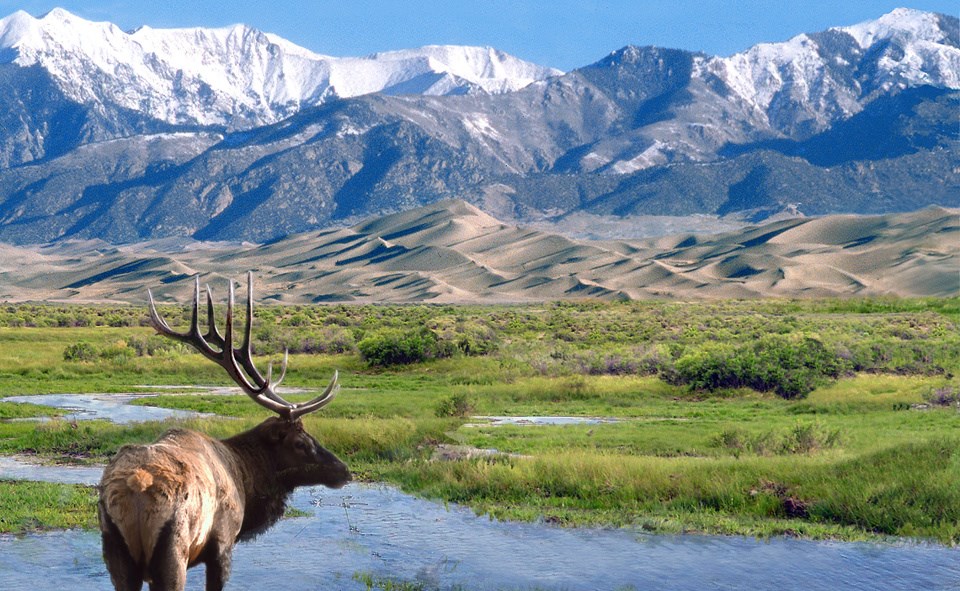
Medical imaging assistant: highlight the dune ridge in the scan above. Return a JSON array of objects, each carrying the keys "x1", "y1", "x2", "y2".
[{"x1": 0, "y1": 201, "x2": 956, "y2": 303}]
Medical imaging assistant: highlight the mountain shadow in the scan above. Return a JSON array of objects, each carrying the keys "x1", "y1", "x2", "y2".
[{"x1": 720, "y1": 86, "x2": 959, "y2": 166}]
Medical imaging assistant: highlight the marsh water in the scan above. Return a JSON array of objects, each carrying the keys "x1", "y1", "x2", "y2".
[
  {"x1": 1, "y1": 394, "x2": 959, "y2": 590},
  {"x1": 468, "y1": 415, "x2": 620, "y2": 426},
  {"x1": 1, "y1": 393, "x2": 211, "y2": 423},
  {"x1": 1, "y1": 479, "x2": 958, "y2": 590}
]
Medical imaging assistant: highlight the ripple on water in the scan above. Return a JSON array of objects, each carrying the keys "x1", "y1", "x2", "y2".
[{"x1": 0, "y1": 484, "x2": 958, "y2": 590}]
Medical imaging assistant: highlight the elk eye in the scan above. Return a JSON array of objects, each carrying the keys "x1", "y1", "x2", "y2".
[{"x1": 294, "y1": 440, "x2": 308, "y2": 452}]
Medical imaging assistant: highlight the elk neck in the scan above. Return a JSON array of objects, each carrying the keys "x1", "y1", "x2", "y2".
[{"x1": 222, "y1": 424, "x2": 294, "y2": 540}]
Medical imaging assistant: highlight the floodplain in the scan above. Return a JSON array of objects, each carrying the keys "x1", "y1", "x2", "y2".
[{"x1": 0, "y1": 298, "x2": 958, "y2": 546}]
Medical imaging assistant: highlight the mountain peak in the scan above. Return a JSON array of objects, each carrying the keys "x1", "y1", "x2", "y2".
[
  {"x1": 35, "y1": 7, "x2": 120, "y2": 32},
  {"x1": 592, "y1": 45, "x2": 698, "y2": 66},
  {"x1": 836, "y1": 7, "x2": 957, "y2": 48},
  {"x1": 39, "y1": 7, "x2": 74, "y2": 21},
  {"x1": 0, "y1": 10, "x2": 37, "y2": 44},
  {"x1": 0, "y1": 8, "x2": 560, "y2": 128}
]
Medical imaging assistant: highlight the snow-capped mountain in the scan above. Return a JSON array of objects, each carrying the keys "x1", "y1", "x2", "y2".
[
  {"x1": 543, "y1": 8, "x2": 959, "y2": 175},
  {"x1": 696, "y1": 8, "x2": 958, "y2": 135},
  {"x1": 0, "y1": 8, "x2": 955, "y2": 245},
  {"x1": 0, "y1": 8, "x2": 562, "y2": 128}
]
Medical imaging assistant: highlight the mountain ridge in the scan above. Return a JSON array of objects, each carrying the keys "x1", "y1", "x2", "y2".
[
  {"x1": 0, "y1": 8, "x2": 956, "y2": 246},
  {"x1": 0, "y1": 8, "x2": 562, "y2": 131}
]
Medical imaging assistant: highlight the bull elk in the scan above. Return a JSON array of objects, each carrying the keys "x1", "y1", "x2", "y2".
[{"x1": 98, "y1": 274, "x2": 350, "y2": 591}]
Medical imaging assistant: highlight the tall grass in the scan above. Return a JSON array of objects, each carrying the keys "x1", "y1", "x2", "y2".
[
  {"x1": 0, "y1": 299, "x2": 957, "y2": 542},
  {"x1": 383, "y1": 438, "x2": 960, "y2": 543},
  {"x1": 0, "y1": 481, "x2": 97, "y2": 533}
]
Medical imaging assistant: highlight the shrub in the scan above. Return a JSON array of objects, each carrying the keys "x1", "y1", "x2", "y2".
[
  {"x1": 428, "y1": 317, "x2": 499, "y2": 357},
  {"x1": 316, "y1": 326, "x2": 357, "y2": 354},
  {"x1": 668, "y1": 342, "x2": 743, "y2": 392},
  {"x1": 106, "y1": 314, "x2": 137, "y2": 327},
  {"x1": 435, "y1": 393, "x2": 474, "y2": 418},
  {"x1": 124, "y1": 335, "x2": 187, "y2": 357},
  {"x1": 63, "y1": 342, "x2": 98, "y2": 362},
  {"x1": 451, "y1": 320, "x2": 499, "y2": 356},
  {"x1": 290, "y1": 326, "x2": 357, "y2": 355},
  {"x1": 712, "y1": 427, "x2": 749, "y2": 457},
  {"x1": 665, "y1": 336, "x2": 849, "y2": 399},
  {"x1": 713, "y1": 421, "x2": 842, "y2": 455},
  {"x1": 99, "y1": 341, "x2": 134, "y2": 363},
  {"x1": 282, "y1": 312, "x2": 311, "y2": 327},
  {"x1": 358, "y1": 328, "x2": 441, "y2": 366},
  {"x1": 781, "y1": 421, "x2": 842, "y2": 454},
  {"x1": 924, "y1": 386, "x2": 960, "y2": 407}
]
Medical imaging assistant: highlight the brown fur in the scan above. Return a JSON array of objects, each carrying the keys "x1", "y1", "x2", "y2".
[
  {"x1": 98, "y1": 419, "x2": 350, "y2": 591},
  {"x1": 126, "y1": 469, "x2": 154, "y2": 493}
]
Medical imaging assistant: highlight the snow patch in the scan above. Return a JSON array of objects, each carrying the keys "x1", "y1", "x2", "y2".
[
  {"x1": 610, "y1": 140, "x2": 668, "y2": 174},
  {"x1": 0, "y1": 9, "x2": 563, "y2": 128},
  {"x1": 692, "y1": 7, "x2": 959, "y2": 134},
  {"x1": 838, "y1": 8, "x2": 947, "y2": 48},
  {"x1": 462, "y1": 113, "x2": 502, "y2": 141}
]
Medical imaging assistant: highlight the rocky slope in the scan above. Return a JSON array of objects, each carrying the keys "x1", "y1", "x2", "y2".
[{"x1": 0, "y1": 8, "x2": 956, "y2": 245}]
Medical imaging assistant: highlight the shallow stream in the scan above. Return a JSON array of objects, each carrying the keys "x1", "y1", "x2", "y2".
[
  {"x1": 2, "y1": 480, "x2": 958, "y2": 590},
  {"x1": 1, "y1": 393, "x2": 210, "y2": 423},
  {"x1": 0, "y1": 394, "x2": 958, "y2": 589}
]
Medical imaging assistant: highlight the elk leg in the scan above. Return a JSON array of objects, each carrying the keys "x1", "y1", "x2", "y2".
[
  {"x1": 101, "y1": 531, "x2": 144, "y2": 591},
  {"x1": 99, "y1": 501, "x2": 144, "y2": 591},
  {"x1": 203, "y1": 541, "x2": 233, "y2": 591},
  {"x1": 147, "y1": 518, "x2": 188, "y2": 591}
]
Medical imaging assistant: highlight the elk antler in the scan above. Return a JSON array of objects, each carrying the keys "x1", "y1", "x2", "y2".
[{"x1": 148, "y1": 272, "x2": 339, "y2": 421}]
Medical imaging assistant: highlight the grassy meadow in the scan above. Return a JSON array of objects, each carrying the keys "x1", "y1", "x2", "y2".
[{"x1": 0, "y1": 298, "x2": 958, "y2": 544}]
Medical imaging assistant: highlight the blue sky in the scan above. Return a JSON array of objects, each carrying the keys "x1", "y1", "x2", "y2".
[{"x1": 1, "y1": 1, "x2": 956, "y2": 70}]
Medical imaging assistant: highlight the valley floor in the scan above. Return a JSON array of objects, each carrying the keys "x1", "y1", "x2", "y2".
[{"x1": 0, "y1": 298, "x2": 958, "y2": 544}]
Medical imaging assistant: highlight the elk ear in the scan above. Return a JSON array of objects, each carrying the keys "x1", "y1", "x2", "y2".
[{"x1": 262, "y1": 419, "x2": 286, "y2": 444}]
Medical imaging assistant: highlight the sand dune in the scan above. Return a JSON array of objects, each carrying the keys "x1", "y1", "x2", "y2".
[{"x1": 0, "y1": 200, "x2": 956, "y2": 303}]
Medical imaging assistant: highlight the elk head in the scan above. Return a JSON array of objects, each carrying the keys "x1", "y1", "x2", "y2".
[{"x1": 248, "y1": 416, "x2": 351, "y2": 489}]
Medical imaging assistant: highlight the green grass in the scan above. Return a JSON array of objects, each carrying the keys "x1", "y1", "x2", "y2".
[
  {"x1": 0, "y1": 299, "x2": 957, "y2": 543},
  {"x1": 0, "y1": 480, "x2": 98, "y2": 533},
  {"x1": 353, "y1": 572, "x2": 429, "y2": 591},
  {"x1": 0, "y1": 401, "x2": 61, "y2": 419},
  {"x1": 380, "y1": 437, "x2": 960, "y2": 542}
]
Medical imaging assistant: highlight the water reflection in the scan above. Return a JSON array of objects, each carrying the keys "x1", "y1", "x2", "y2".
[
  {"x1": 469, "y1": 416, "x2": 620, "y2": 426},
  {"x1": 0, "y1": 455, "x2": 102, "y2": 485},
  {"x1": 0, "y1": 483, "x2": 957, "y2": 590},
  {"x1": 1, "y1": 394, "x2": 210, "y2": 424}
]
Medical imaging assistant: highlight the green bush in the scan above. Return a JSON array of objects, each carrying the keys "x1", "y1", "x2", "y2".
[
  {"x1": 434, "y1": 393, "x2": 474, "y2": 417},
  {"x1": 314, "y1": 326, "x2": 357, "y2": 354},
  {"x1": 666, "y1": 335, "x2": 849, "y2": 399},
  {"x1": 712, "y1": 421, "x2": 842, "y2": 455},
  {"x1": 63, "y1": 342, "x2": 98, "y2": 362},
  {"x1": 99, "y1": 342, "x2": 135, "y2": 363},
  {"x1": 781, "y1": 421, "x2": 842, "y2": 454},
  {"x1": 358, "y1": 328, "x2": 441, "y2": 366},
  {"x1": 427, "y1": 317, "x2": 499, "y2": 357},
  {"x1": 285, "y1": 326, "x2": 357, "y2": 355},
  {"x1": 124, "y1": 335, "x2": 187, "y2": 357}
]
